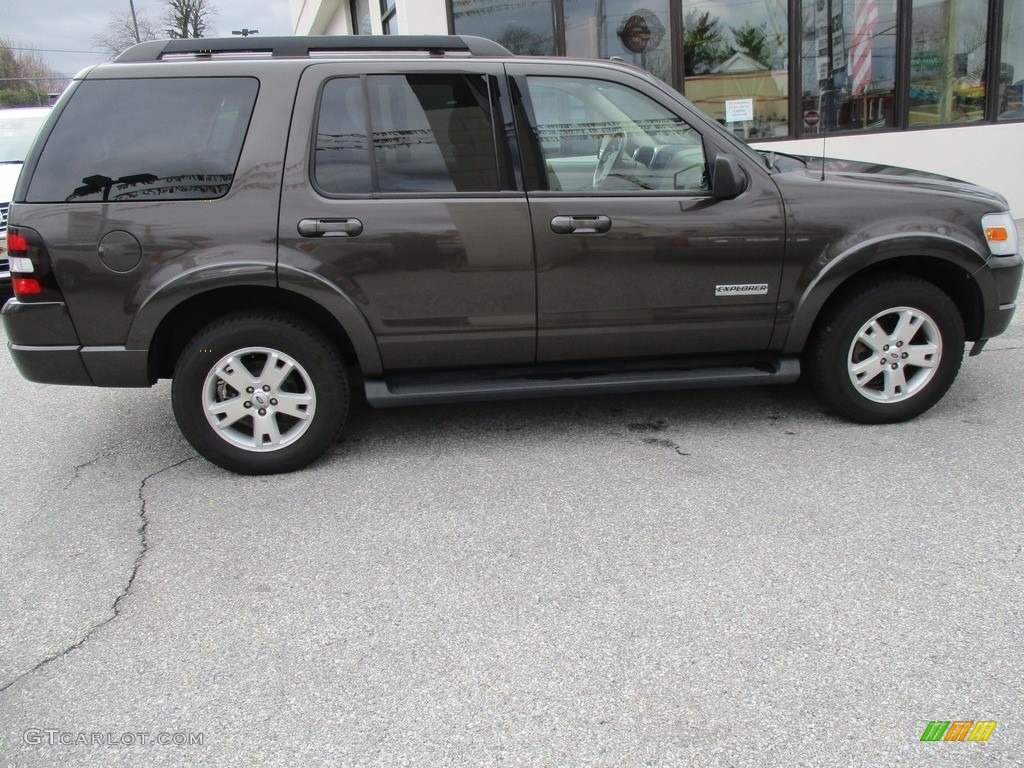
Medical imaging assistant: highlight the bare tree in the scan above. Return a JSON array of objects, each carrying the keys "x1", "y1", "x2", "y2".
[
  {"x1": 164, "y1": 0, "x2": 218, "y2": 39},
  {"x1": 0, "y1": 38, "x2": 64, "y2": 106},
  {"x1": 93, "y1": 11, "x2": 162, "y2": 59}
]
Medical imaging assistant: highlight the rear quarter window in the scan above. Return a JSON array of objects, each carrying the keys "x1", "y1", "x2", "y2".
[{"x1": 26, "y1": 77, "x2": 258, "y2": 203}]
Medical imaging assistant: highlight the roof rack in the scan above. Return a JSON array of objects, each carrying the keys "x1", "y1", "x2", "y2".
[{"x1": 114, "y1": 35, "x2": 512, "y2": 63}]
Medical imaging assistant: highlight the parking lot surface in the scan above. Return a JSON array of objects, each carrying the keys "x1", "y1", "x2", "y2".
[{"x1": 0, "y1": 316, "x2": 1022, "y2": 767}]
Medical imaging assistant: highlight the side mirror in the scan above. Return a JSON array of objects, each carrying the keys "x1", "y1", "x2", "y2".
[{"x1": 712, "y1": 155, "x2": 747, "y2": 199}]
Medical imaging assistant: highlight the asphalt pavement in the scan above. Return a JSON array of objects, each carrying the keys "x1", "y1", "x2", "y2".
[{"x1": 0, "y1": 313, "x2": 1022, "y2": 767}]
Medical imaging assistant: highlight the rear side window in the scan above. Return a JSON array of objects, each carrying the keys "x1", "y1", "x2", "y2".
[
  {"x1": 313, "y1": 73, "x2": 503, "y2": 195},
  {"x1": 26, "y1": 77, "x2": 258, "y2": 203}
]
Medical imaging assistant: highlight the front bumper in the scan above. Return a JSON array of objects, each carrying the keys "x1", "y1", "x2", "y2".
[{"x1": 979, "y1": 253, "x2": 1023, "y2": 341}]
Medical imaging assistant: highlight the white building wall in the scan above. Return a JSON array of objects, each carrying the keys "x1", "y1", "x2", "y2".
[
  {"x1": 292, "y1": 0, "x2": 448, "y2": 35},
  {"x1": 292, "y1": 0, "x2": 353, "y2": 35},
  {"x1": 751, "y1": 125, "x2": 1024, "y2": 221},
  {"x1": 396, "y1": 0, "x2": 449, "y2": 34}
]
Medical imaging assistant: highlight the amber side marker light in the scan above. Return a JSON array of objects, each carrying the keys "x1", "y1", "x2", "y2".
[{"x1": 982, "y1": 212, "x2": 1019, "y2": 256}]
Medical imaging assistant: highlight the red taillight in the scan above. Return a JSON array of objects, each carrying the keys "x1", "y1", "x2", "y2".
[
  {"x1": 13, "y1": 277, "x2": 42, "y2": 296},
  {"x1": 6, "y1": 232, "x2": 28, "y2": 253}
]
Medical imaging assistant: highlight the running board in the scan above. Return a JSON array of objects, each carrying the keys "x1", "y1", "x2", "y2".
[{"x1": 364, "y1": 356, "x2": 801, "y2": 408}]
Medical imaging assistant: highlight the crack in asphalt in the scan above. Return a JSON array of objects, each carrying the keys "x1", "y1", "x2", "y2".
[
  {"x1": 0, "y1": 456, "x2": 197, "y2": 696},
  {"x1": 60, "y1": 449, "x2": 114, "y2": 493}
]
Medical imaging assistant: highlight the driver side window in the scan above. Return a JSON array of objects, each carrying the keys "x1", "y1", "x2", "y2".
[{"x1": 523, "y1": 76, "x2": 708, "y2": 194}]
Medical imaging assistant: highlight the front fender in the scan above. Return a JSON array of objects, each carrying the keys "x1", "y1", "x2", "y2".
[{"x1": 779, "y1": 234, "x2": 991, "y2": 353}]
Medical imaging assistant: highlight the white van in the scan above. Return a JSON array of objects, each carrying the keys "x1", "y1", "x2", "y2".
[{"x1": 0, "y1": 107, "x2": 50, "y2": 290}]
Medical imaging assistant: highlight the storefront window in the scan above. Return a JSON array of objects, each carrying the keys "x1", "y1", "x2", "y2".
[
  {"x1": 681, "y1": 0, "x2": 789, "y2": 138},
  {"x1": 452, "y1": 0, "x2": 556, "y2": 55},
  {"x1": 381, "y1": 0, "x2": 398, "y2": 34},
  {"x1": 564, "y1": 1, "x2": 673, "y2": 84},
  {"x1": 909, "y1": 0, "x2": 989, "y2": 124},
  {"x1": 999, "y1": 0, "x2": 1024, "y2": 118},
  {"x1": 351, "y1": 0, "x2": 372, "y2": 34},
  {"x1": 800, "y1": 0, "x2": 898, "y2": 133}
]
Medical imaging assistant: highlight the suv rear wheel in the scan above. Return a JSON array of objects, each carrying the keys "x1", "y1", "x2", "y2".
[
  {"x1": 806, "y1": 276, "x2": 965, "y2": 423},
  {"x1": 172, "y1": 311, "x2": 348, "y2": 474}
]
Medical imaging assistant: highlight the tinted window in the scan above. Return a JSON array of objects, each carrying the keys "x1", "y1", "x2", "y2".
[
  {"x1": 368, "y1": 74, "x2": 502, "y2": 194},
  {"x1": 27, "y1": 77, "x2": 257, "y2": 203},
  {"x1": 314, "y1": 77, "x2": 373, "y2": 195}
]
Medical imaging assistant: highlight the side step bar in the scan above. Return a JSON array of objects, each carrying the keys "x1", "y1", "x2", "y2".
[{"x1": 364, "y1": 356, "x2": 801, "y2": 408}]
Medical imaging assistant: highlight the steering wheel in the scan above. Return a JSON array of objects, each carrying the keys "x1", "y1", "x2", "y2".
[{"x1": 593, "y1": 131, "x2": 625, "y2": 187}]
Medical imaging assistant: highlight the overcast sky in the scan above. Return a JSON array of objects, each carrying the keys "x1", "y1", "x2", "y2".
[{"x1": 5, "y1": 0, "x2": 294, "y2": 78}]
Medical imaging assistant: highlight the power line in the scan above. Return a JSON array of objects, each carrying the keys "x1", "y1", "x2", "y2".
[{"x1": 7, "y1": 46, "x2": 100, "y2": 56}]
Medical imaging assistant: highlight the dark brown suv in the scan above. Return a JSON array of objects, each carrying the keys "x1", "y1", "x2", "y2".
[{"x1": 3, "y1": 36, "x2": 1021, "y2": 473}]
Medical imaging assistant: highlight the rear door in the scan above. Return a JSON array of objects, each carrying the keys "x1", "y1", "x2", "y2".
[
  {"x1": 508, "y1": 62, "x2": 786, "y2": 363},
  {"x1": 278, "y1": 62, "x2": 536, "y2": 371}
]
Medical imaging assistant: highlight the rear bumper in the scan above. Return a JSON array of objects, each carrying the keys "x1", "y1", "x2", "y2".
[{"x1": 2, "y1": 299, "x2": 151, "y2": 386}]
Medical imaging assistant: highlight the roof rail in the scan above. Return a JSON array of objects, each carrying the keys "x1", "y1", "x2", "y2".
[{"x1": 114, "y1": 35, "x2": 512, "y2": 62}]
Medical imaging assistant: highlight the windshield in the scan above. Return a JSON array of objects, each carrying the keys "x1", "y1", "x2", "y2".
[{"x1": 0, "y1": 112, "x2": 48, "y2": 163}]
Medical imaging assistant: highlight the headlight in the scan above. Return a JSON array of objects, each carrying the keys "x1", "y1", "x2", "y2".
[{"x1": 982, "y1": 212, "x2": 1019, "y2": 257}]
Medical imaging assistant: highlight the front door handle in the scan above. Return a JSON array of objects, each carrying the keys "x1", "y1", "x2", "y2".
[
  {"x1": 297, "y1": 218, "x2": 363, "y2": 237},
  {"x1": 550, "y1": 215, "x2": 612, "y2": 234}
]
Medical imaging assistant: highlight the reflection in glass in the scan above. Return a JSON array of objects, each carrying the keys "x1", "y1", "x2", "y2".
[
  {"x1": 801, "y1": 0, "x2": 897, "y2": 132},
  {"x1": 564, "y1": 1, "x2": 673, "y2": 84},
  {"x1": 316, "y1": 78, "x2": 373, "y2": 195},
  {"x1": 26, "y1": 78, "x2": 257, "y2": 203},
  {"x1": 909, "y1": 0, "x2": 989, "y2": 124},
  {"x1": 350, "y1": 0, "x2": 372, "y2": 34},
  {"x1": 681, "y1": 0, "x2": 789, "y2": 138},
  {"x1": 452, "y1": 0, "x2": 555, "y2": 54},
  {"x1": 999, "y1": 0, "x2": 1024, "y2": 119}
]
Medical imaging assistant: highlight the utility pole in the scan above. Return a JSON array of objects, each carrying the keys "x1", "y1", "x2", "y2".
[{"x1": 129, "y1": 0, "x2": 141, "y2": 43}]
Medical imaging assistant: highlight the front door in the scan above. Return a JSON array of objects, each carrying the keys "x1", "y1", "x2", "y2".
[{"x1": 510, "y1": 64, "x2": 786, "y2": 363}]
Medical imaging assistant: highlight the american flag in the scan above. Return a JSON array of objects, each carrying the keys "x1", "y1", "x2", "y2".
[{"x1": 850, "y1": 0, "x2": 879, "y2": 95}]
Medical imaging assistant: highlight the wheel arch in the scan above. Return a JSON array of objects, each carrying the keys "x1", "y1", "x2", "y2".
[
  {"x1": 781, "y1": 238, "x2": 989, "y2": 353},
  {"x1": 141, "y1": 269, "x2": 383, "y2": 382}
]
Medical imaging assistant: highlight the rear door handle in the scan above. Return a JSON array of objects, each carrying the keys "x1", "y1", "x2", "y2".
[
  {"x1": 297, "y1": 218, "x2": 363, "y2": 237},
  {"x1": 550, "y1": 215, "x2": 611, "y2": 234}
]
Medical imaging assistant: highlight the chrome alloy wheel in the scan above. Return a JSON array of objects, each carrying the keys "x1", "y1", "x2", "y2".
[
  {"x1": 202, "y1": 347, "x2": 316, "y2": 451},
  {"x1": 847, "y1": 306, "x2": 942, "y2": 403}
]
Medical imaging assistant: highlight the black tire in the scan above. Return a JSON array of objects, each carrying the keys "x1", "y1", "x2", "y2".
[
  {"x1": 172, "y1": 310, "x2": 348, "y2": 474},
  {"x1": 806, "y1": 275, "x2": 965, "y2": 424}
]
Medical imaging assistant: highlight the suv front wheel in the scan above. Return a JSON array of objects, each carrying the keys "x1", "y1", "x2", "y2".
[
  {"x1": 806, "y1": 276, "x2": 966, "y2": 423},
  {"x1": 172, "y1": 310, "x2": 348, "y2": 474}
]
